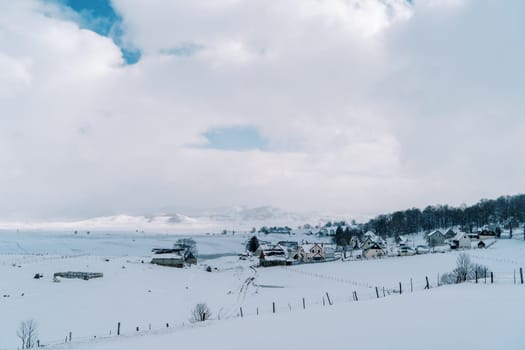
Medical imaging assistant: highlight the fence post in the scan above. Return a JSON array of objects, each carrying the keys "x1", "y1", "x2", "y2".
[
  {"x1": 410, "y1": 278, "x2": 413, "y2": 292},
  {"x1": 376, "y1": 286, "x2": 380, "y2": 298},
  {"x1": 354, "y1": 291, "x2": 358, "y2": 301},
  {"x1": 272, "y1": 302, "x2": 276, "y2": 313},
  {"x1": 399, "y1": 282, "x2": 402, "y2": 295},
  {"x1": 69, "y1": 332, "x2": 72, "y2": 342},
  {"x1": 257, "y1": 307, "x2": 259, "y2": 315},
  {"x1": 322, "y1": 296, "x2": 326, "y2": 306},
  {"x1": 302, "y1": 297, "x2": 306, "y2": 310},
  {"x1": 136, "y1": 327, "x2": 139, "y2": 332},
  {"x1": 240, "y1": 307, "x2": 243, "y2": 318},
  {"x1": 514, "y1": 270, "x2": 516, "y2": 285},
  {"x1": 491, "y1": 272, "x2": 494, "y2": 284},
  {"x1": 383, "y1": 287, "x2": 385, "y2": 297},
  {"x1": 425, "y1": 276, "x2": 430, "y2": 289},
  {"x1": 520, "y1": 268, "x2": 524, "y2": 284},
  {"x1": 117, "y1": 322, "x2": 121, "y2": 336},
  {"x1": 326, "y1": 292, "x2": 332, "y2": 306},
  {"x1": 475, "y1": 270, "x2": 478, "y2": 284}
]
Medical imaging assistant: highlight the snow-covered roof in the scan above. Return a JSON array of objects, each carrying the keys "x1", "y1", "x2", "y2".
[
  {"x1": 364, "y1": 242, "x2": 384, "y2": 251},
  {"x1": 364, "y1": 231, "x2": 377, "y2": 239},
  {"x1": 428, "y1": 230, "x2": 443, "y2": 237},
  {"x1": 453, "y1": 232, "x2": 469, "y2": 241},
  {"x1": 263, "y1": 255, "x2": 288, "y2": 261},
  {"x1": 151, "y1": 253, "x2": 184, "y2": 260},
  {"x1": 301, "y1": 243, "x2": 323, "y2": 252}
]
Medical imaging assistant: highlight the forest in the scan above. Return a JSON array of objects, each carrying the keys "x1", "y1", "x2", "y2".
[{"x1": 361, "y1": 194, "x2": 525, "y2": 237}]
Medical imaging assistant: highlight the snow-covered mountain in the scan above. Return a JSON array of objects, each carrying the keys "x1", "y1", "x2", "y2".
[{"x1": 0, "y1": 207, "x2": 343, "y2": 234}]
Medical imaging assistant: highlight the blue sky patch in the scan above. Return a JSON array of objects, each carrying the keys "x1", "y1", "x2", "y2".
[
  {"x1": 47, "y1": 0, "x2": 141, "y2": 65},
  {"x1": 202, "y1": 126, "x2": 268, "y2": 151}
]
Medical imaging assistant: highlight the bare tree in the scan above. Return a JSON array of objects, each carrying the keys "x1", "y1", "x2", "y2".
[
  {"x1": 441, "y1": 253, "x2": 490, "y2": 284},
  {"x1": 17, "y1": 320, "x2": 38, "y2": 349},
  {"x1": 191, "y1": 303, "x2": 211, "y2": 322},
  {"x1": 454, "y1": 253, "x2": 471, "y2": 283}
]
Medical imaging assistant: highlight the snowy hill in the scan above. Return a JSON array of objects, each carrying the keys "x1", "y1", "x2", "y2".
[{"x1": 0, "y1": 207, "x2": 339, "y2": 234}]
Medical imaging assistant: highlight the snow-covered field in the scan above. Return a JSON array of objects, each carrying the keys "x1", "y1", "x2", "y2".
[
  {"x1": 1, "y1": 232, "x2": 524, "y2": 349},
  {"x1": 58, "y1": 284, "x2": 525, "y2": 350}
]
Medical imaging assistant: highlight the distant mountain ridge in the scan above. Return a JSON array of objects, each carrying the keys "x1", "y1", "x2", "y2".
[{"x1": 0, "y1": 206, "x2": 338, "y2": 234}]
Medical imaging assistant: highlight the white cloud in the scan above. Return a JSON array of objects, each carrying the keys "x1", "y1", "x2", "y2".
[{"x1": 0, "y1": 0, "x2": 523, "y2": 221}]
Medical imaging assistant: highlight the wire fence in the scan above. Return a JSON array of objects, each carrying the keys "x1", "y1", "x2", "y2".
[{"x1": 17, "y1": 265, "x2": 522, "y2": 350}]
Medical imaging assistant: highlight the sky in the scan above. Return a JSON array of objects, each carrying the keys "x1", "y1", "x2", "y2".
[{"x1": 0, "y1": 0, "x2": 524, "y2": 221}]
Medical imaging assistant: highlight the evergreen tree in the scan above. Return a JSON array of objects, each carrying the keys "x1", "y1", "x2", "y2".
[{"x1": 246, "y1": 236, "x2": 260, "y2": 253}]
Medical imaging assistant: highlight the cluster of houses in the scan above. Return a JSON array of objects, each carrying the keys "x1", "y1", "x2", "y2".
[
  {"x1": 257, "y1": 241, "x2": 336, "y2": 267},
  {"x1": 150, "y1": 244, "x2": 197, "y2": 268},
  {"x1": 257, "y1": 231, "x2": 389, "y2": 266},
  {"x1": 424, "y1": 227, "x2": 497, "y2": 250},
  {"x1": 258, "y1": 226, "x2": 500, "y2": 267}
]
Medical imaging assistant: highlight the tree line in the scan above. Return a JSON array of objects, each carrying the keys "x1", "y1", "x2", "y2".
[{"x1": 361, "y1": 194, "x2": 525, "y2": 238}]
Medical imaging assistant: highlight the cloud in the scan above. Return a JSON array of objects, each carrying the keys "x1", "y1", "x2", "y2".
[{"x1": 0, "y1": 0, "x2": 523, "y2": 221}]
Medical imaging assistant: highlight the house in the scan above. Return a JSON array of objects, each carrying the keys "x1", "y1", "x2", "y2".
[
  {"x1": 259, "y1": 245, "x2": 289, "y2": 267},
  {"x1": 277, "y1": 241, "x2": 299, "y2": 254},
  {"x1": 151, "y1": 245, "x2": 197, "y2": 267},
  {"x1": 254, "y1": 243, "x2": 271, "y2": 257},
  {"x1": 450, "y1": 232, "x2": 471, "y2": 249},
  {"x1": 444, "y1": 228, "x2": 456, "y2": 239},
  {"x1": 427, "y1": 230, "x2": 446, "y2": 247},
  {"x1": 292, "y1": 246, "x2": 306, "y2": 261},
  {"x1": 261, "y1": 245, "x2": 288, "y2": 258},
  {"x1": 477, "y1": 240, "x2": 486, "y2": 249},
  {"x1": 361, "y1": 235, "x2": 387, "y2": 250},
  {"x1": 151, "y1": 254, "x2": 185, "y2": 268},
  {"x1": 278, "y1": 241, "x2": 306, "y2": 261},
  {"x1": 363, "y1": 230, "x2": 379, "y2": 241},
  {"x1": 360, "y1": 236, "x2": 374, "y2": 250},
  {"x1": 363, "y1": 242, "x2": 385, "y2": 259},
  {"x1": 302, "y1": 243, "x2": 326, "y2": 261},
  {"x1": 396, "y1": 235, "x2": 408, "y2": 246}
]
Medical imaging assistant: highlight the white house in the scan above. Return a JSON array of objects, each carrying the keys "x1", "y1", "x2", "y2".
[
  {"x1": 363, "y1": 242, "x2": 386, "y2": 259},
  {"x1": 451, "y1": 232, "x2": 471, "y2": 249},
  {"x1": 427, "y1": 230, "x2": 446, "y2": 247},
  {"x1": 302, "y1": 243, "x2": 325, "y2": 261}
]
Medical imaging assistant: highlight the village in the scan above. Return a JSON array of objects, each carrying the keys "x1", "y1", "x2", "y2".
[{"x1": 148, "y1": 224, "x2": 503, "y2": 269}]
